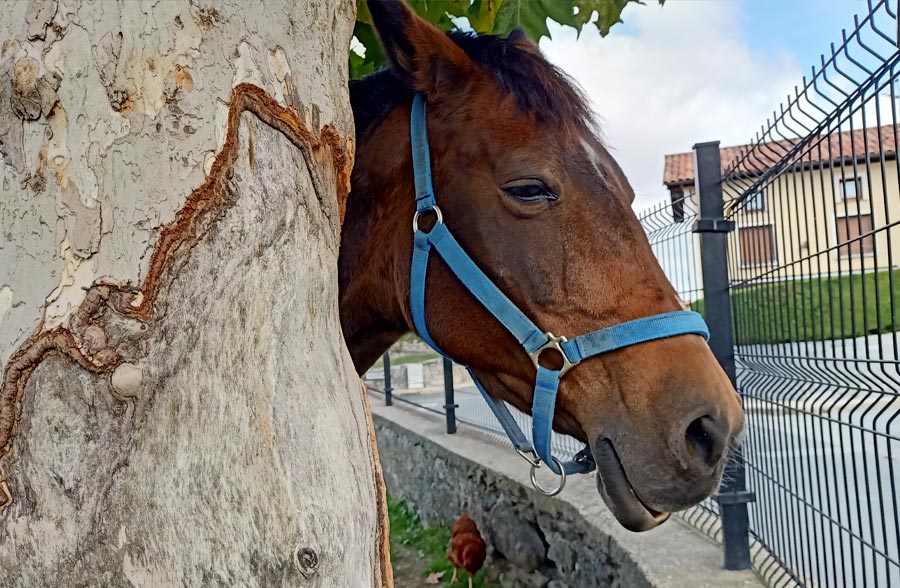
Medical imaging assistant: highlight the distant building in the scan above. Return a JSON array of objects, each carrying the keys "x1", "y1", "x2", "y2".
[{"x1": 662, "y1": 125, "x2": 900, "y2": 279}]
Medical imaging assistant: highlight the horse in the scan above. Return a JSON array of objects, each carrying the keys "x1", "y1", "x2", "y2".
[{"x1": 339, "y1": 0, "x2": 744, "y2": 532}]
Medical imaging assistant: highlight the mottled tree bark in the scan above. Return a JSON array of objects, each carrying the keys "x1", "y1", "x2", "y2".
[{"x1": 0, "y1": 1, "x2": 390, "y2": 585}]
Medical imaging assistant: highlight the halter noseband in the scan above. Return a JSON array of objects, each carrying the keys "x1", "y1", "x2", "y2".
[{"x1": 407, "y1": 94, "x2": 710, "y2": 495}]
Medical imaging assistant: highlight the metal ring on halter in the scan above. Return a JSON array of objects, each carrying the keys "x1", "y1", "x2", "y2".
[
  {"x1": 530, "y1": 457, "x2": 566, "y2": 496},
  {"x1": 529, "y1": 332, "x2": 576, "y2": 377},
  {"x1": 412, "y1": 205, "x2": 444, "y2": 234}
]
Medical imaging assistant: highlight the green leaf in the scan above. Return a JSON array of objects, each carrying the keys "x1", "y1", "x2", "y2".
[
  {"x1": 467, "y1": 0, "x2": 499, "y2": 32},
  {"x1": 492, "y1": 0, "x2": 551, "y2": 41},
  {"x1": 349, "y1": 0, "x2": 663, "y2": 77},
  {"x1": 408, "y1": 0, "x2": 470, "y2": 25},
  {"x1": 349, "y1": 21, "x2": 383, "y2": 79},
  {"x1": 350, "y1": 49, "x2": 375, "y2": 78},
  {"x1": 353, "y1": 21, "x2": 382, "y2": 62},
  {"x1": 594, "y1": 0, "x2": 631, "y2": 36},
  {"x1": 574, "y1": 0, "x2": 663, "y2": 36},
  {"x1": 540, "y1": 1, "x2": 579, "y2": 30},
  {"x1": 356, "y1": 0, "x2": 372, "y2": 25}
]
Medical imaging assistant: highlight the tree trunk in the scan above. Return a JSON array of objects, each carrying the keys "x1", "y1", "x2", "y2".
[{"x1": 0, "y1": 1, "x2": 391, "y2": 586}]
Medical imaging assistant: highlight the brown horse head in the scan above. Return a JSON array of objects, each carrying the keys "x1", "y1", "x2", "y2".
[{"x1": 340, "y1": 1, "x2": 744, "y2": 531}]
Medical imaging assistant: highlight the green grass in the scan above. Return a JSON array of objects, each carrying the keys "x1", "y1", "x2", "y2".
[
  {"x1": 372, "y1": 334, "x2": 439, "y2": 370},
  {"x1": 388, "y1": 493, "x2": 492, "y2": 587},
  {"x1": 399, "y1": 333, "x2": 424, "y2": 344},
  {"x1": 373, "y1": 352, "x2": 440, "y2": 371},
  {"x1": 389, "y1": 352, "x2": 441, "y2": 366},
  {"x1": 692, "y1": 269, "x2": 900, "y2": 344}
]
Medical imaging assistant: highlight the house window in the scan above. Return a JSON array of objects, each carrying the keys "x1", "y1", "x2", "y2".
[
  {"x1": 836, "y1": 214, "x2": 875, "y2": 257},
  {"x1": 670, "y1": 188, "x2": 685, "y2": 223},
  {"x1": 739, "y1": 225, "x2": 777, "y2": 266},
  {"x1": 840, "y1": 177, "x2": 862, "y2": 200},
  {"x1": 745, "y1": 191, "x2": 765, "y2": 212}
]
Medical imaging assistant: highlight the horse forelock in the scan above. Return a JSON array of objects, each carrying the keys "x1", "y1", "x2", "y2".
[
  {"x1": 447, "y1": 30, "x2": 594, "y2": 133},
  {"x1": 349, "y1": 29, "x2": 596, "y2": 141}
]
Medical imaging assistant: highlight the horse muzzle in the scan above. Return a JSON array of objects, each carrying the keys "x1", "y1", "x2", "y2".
[
  {"x1": 591, "y1": 403, "x2": 736, "y2": 532},
  {"x1": 593, "y1": 438, "x2": 672, "y2": 532}
]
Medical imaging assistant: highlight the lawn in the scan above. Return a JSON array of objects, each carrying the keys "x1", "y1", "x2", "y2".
[
  {"x1": 388, "y1": 494, "x2": 492, "y2": 588},
  {"x1": 372, "y1": 352, "x2": 441, "y2": 371},
  {"x1": 692, "y1": 269, "x2": 900, "y2": 345}
]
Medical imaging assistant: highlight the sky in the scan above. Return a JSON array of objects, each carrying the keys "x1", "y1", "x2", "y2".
[{"x1": 539, "y1": 0, "x2": 875, "y2": 211}]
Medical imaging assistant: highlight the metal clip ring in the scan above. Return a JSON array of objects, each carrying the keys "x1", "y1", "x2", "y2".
[
  {"x1": 529, "y1": 333, "x2": 575, "y2": 377},
  {"x1": 530, "y1": 457, "x2": 566, "y2": 496},
  {"x1": 412, "y1": 205, "x2": 444, "y2": 234},
  {"x1": 515, "y1": 447, "x2": 541, "y2": 468}
]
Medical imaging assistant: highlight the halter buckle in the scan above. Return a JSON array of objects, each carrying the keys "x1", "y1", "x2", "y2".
[
  {"x1": 530, "y1": 457, "x2": 566, "y2": 496},
  {"x1": 530, "y1": 333, "x2": 575, "y2": 377},
  {"x1": 412, "y1": 205, "x2": 443, "y2": 234}
]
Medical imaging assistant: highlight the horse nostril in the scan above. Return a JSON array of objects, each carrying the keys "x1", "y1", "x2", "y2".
[{"x1": 684, "y1": 415, "x2": 726, "y2": 470}]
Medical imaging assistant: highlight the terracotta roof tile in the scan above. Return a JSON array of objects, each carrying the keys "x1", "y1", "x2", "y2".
[{"x1": 663, "y1": 125, "x2": 899, "y2": 188}]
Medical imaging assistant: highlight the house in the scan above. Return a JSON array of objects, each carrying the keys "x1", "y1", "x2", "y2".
[{"x1": 662, "y1": 125, "x2": 900, "y2": 280}]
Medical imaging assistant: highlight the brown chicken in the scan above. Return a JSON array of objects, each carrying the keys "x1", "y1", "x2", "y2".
[{"x1": 447, "y1": 514, "x2": 487, "y2": 588}]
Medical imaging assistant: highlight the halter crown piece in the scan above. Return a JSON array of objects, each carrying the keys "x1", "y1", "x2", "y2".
[{"x1": 408, "y1": 94, "x2": 710, "y2": 496}]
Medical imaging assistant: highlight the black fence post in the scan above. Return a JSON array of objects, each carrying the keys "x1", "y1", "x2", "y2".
[
  {"x1": 443, "y1": 357, "x2": 458, "y2": 434},
  {"x1": 691, "y1": 141, "x2": 755, "y2": 571},
  {"x1": 382, "y1": 352, "x2": 392, "y2": 406}
]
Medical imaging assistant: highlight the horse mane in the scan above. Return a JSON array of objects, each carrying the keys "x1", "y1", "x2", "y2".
[{"x1": 349, "y1": 29, "x2": 593, "y2": 141}]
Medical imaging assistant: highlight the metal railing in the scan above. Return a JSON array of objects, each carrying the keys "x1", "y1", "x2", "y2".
[
  {"x1": 367, "y1": 355, "x2": 584, "y2": 462},
  {"x1": 641, "y1": 2, "x2": 900, "y2": 585}
]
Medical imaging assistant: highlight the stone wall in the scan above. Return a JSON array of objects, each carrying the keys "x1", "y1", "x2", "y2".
[
  {"x1": 375, "y1": 414, "x2": 653, "y2": 588},
  {"x1": 372, "y1": 401, "x2": 763, "y2": 588}
]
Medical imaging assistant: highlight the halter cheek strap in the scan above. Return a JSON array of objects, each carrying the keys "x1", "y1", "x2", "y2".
[{"x1": 407, "y1": 94, "x2": 710, "y2": 494}]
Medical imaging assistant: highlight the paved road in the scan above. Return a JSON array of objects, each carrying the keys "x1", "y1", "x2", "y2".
[
  {"x1": 737, "y1": 334, "x2": 900, "y2": 587},
  {"x1": 744, "y1": 405, "x2": 900, "y2": 587}
]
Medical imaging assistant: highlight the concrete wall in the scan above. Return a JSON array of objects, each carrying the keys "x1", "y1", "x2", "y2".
[{"x1": 373, "y1": 400, "x2": 763, "y2": 588}]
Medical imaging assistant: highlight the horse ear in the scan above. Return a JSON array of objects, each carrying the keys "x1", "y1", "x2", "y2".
[
  {"x1": 507, "y1": 28, "x2": 541, "y2": 55},
  {"x1": 366, "y1": 0, "x2": 473, "y2": 96}
]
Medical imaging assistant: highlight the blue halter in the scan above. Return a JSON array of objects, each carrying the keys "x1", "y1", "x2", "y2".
[{"x1": 408, "y1": 94, "x2": 710, "y2": 495}]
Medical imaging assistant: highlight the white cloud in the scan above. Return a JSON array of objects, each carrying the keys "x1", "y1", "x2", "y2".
[{"x1": 540, "y1": 1, "x2": 801, "y2": 210}]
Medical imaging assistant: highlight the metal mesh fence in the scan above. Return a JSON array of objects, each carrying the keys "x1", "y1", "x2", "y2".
[
  {"x1": 366, "y1": 370, "x2": 584, "y2": 463},
  {"x1": 637, "y1": 191, "x2": 726, "y2": 531},
  {"x1": 724, "y1": 2, "x2": 900, "y2": 586},
  {"x1": 640, "y1": 2, "x2": 900, "y2": 586}
]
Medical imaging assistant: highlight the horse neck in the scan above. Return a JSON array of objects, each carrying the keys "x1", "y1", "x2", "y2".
[{"x1": 339, "y1": 107, "x2": 415, "y2": 373}]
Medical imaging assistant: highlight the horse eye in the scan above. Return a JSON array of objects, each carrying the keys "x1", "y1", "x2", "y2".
[{"x1": 503, "y1": 182, "x2": 558, "y2": 203}]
